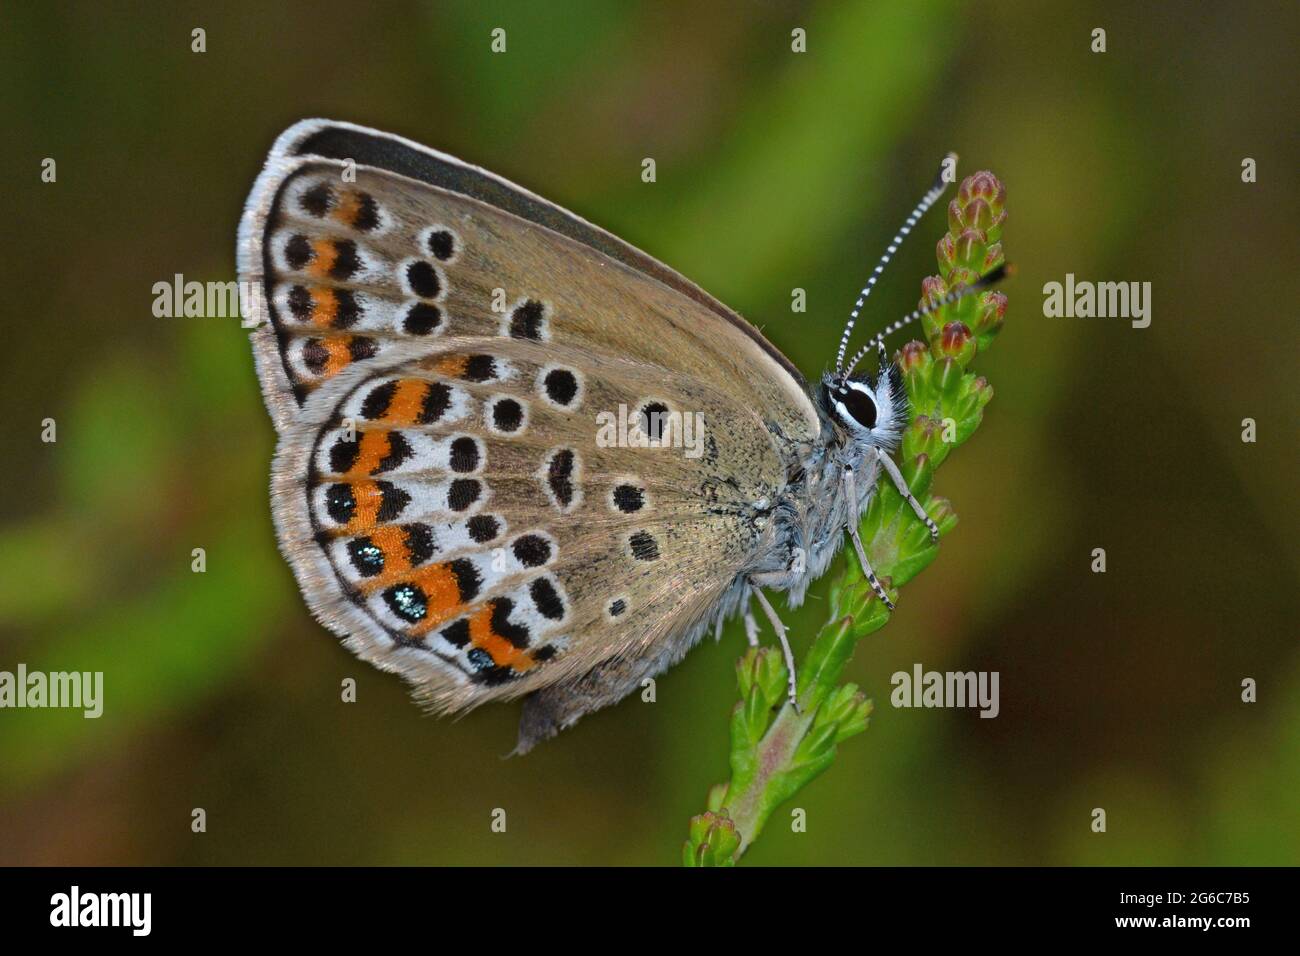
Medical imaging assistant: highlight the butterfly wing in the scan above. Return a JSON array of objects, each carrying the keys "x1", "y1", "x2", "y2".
[{"x1": 239, "y1": 120, "x2": 821, "y2": 747}]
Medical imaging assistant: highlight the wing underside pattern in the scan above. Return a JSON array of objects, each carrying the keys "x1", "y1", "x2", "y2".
[{"x1": 240, "y1": 122, "x2": 822, "y2": 713}]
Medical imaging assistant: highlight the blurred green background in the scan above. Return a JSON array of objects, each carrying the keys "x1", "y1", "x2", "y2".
[{"x1": 2, "y1": 0, "x2": 1296, "y2": 865}]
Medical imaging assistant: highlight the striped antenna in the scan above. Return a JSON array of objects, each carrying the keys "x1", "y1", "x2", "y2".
[
  {"x1": 841, "y1": 263, "x2": 1010, "y2": 377},
  {"x1": 833, "y1": 152, "x2": 957, "y2": 374}
]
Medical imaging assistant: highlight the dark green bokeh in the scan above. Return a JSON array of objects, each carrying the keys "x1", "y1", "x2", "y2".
[{"x1": 1, "y1": 1, "x2": 1296, "y2": 865}]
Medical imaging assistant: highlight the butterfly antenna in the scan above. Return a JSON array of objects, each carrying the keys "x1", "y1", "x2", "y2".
[
  {"x1": 833, "y1": 152, "x2": 957, "y2": 375},
  {"x1": 842, "y1": 263, "x2": 1012, "y2": 377}
]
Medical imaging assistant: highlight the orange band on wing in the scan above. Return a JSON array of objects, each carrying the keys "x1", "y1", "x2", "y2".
[
  {"x1": 342, "y1": 480, "x2": 382, "y2": 532},
  {"x1": 307, "y1": 240, "x2": 339, "y2": 278},
  {"x1": 309, "y1": 287, "x2": 337, "y2": 327},
  {"x1": 468, "y1": 603, "x2": 535, "y2": 672},
  {"x1": 382, "y1": 379, "x2": 431, "y2": 426},
  {"x1": 343, "y1": 431, "x2": 393, "y2": 478},
  {"x1": 368, "y1": 524, "x2": 412, "y2": 576},
  {"x1": 433, "y1": 355, "x2": 469, "y2": 378},
  {"x1": 405, "y1": 562, "x2": 473, "y2": 635}
]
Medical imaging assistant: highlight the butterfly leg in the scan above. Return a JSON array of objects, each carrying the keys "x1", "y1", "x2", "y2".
[
  {"x1": 749, "y1": 586, "x2": 800, "y2": 711},
  {"x1": 842, "y1": 464, "x2": 896, "y2": 611},
  {"x1": 875, "y1": 447, "x2": 939, "y2": 543}
]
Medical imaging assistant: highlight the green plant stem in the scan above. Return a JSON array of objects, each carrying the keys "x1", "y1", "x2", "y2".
[{"x1": 684, "y1": 168, "x2": 1008, "y2": 866}]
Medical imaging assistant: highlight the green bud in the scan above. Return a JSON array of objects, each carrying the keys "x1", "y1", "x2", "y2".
[
  {"x1": 899, "y1": 340, "x2": 933, "y2": 394},
  {"x1": 982, "y1": 242, "x2": 1004, "y2": 273},
  {"x1": 972, "y1": 291, "x2": 1007, "y2": 344},
  {"x1": 957, "y1": 171, "x2": 1007, "y2": 242},
  {"x1": 794, "y1": 719, "x2": 840, "y2": 766},
  {"x1": 820, "y1": 683, "x2": 862, "y2": 729},
  {"x1": 953, "y1": 227, "x2": 987, "y2": 270},
  {"x1": 932, "y1": 355, "x2": 964, "y2": 401},
  {"x1": 706, "y1": 782, "x2": 728, "y2": 812},
  {"x1": 756, "y1": 647, "x2": 788, "y2": 708},
  {"x1": 925, "y1": 496, "x2": 958, "y2": 535},
  {"x1": 736, "y1": 648, "x2": 756, "y2": 698},
  {"x1": 741, "y1": 688, "x2": 769, "y2": 745},
  {"x1": 949, "y1": 195, "x2": 994, "y2": 234},
  {"x1": 835, "y1": 695, "x2": 873, "y2": 743},
  {"x1": 902, "y1": 416, "x2": 946, "y2": 463},
  {"x1": 900, "y1": 451, "x2": 937, "y2": 495},
  {"x1": 683, "y1": 811, "x2": 740, "y2": 867},
  {"x1": 936, "y1": 233, "x2": 957, "y2": 276},
  {"x1": 919, "y1": 275, "x2": 950, "y2": 339}
]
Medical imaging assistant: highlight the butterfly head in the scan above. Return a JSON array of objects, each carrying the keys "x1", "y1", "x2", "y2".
[
  {"x1": 826, "y1": 151, "x2": 1010, "y2": 452},
  {"x1": 820, "y1": 351, "x2": 905, "y2": 452}
]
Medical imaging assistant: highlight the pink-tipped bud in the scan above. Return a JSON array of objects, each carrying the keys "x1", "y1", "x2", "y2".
[
  {"x1": 920, "y1": 274, "x2": 948, "y2": 307},
  {"x1": 957, "y1": 171, "x2": 1007, "y2": 242},
  {"x1": 898, "y1": 339, "x2": 931, "y2": 373},
  {"x1": 932, "y1": 320, "x2": 976, "y2": 367}
]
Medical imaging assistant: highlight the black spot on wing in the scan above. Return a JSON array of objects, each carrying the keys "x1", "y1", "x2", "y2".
[
  {"x1": 419, "y1": 382, "x2": 452, "y2": 424},
  {"x1": 404, "y1": 302, "x2": 442, "y2": 335},
  {"x1": 463, "y1": 355, "x2": 497, "y2": 382},
  {"x1": 547, "y1": 449, "x2": 575, "y2": 507},
  {"x1": 330, "y1": 240, "x2": 360, "y2": 280},
  {"x1": 302, "y1": 339, "x2": 328, "y2": 374},
  {"x1": 440, "y1": 618, "x2": 470, "y2": 648},
  {"x1": 329, "y1": 436, "x2": 361, "y2": 474},
  {"x1": 509, "y1": 300, "x2": 546, "y2": 340},
  {"x1": 448, "y1": 436, "x2": 480, "y2": 473},
  {"x1": 447, "y1": 478, "x2": 481, "y2": 512},
  {"x1": 529, "y1": 577, "x2": 565, "y2": 620},
  {"x1": 377, "y1": 432, "x2": 413, "y2": 473},
  {"x1": 352, "y1": 193, "x2": 380, "y2": 232},
  {"x1": 347, "y1": 336, "x2": 377, "y2": 363},
  {"x1": 325, "y1": 483, "x2": 356, "y2": 523},
  {"x1": 639, "y1": 402, "x2": 669, "y2": 441},
  {"x1": 612, "y1": 484, "x2": 644, "y2": 513},
  {"x1": 427, "y1": 229, "x2": 455, "y2": 260},
  {"x1": 300, "y1": 183, "x2": 333, "y2": 217},
  {"x1": 492, "y1": 398, "x2": 524, "y2": 432},
  {"x1": 512, "y1": 535, "x2": 552, "y2": 568},
  {"x1": 450, "y1": 558, "x2": 481, "y2": 602},
  {"x1": 629, "y1": 530, "x2": 660, "y2": 562},
  {"x1": 288, "y1": 284, "x2": 312, "y2": 320},
  {"x1": 376, "y1": 481, "x2": 410, "y2": 521},
  {"x1": 334, "y1": 289, "x2": 362, "y2": 328},
  {"x1": 347, "y1": 536, "x2": 384, "y2": 577},
  {"x1": 383, "y1": 583, "x2": 427, "y2": 624},
  {"x1": 406, "y1": 261, "x2": 441, "y2": 298},
  {"x1": 467, "y1": 514, "x2": 500, "y2": 543},
  {"x1": 490, "y1": 598, "x2": 530, "y2": 648},
  {"x1": 285, "y1": 234, "x2": 313, "y2": 270},
  {"x1": 543, "y1": 368, "x2": 578, "y2": 406}
]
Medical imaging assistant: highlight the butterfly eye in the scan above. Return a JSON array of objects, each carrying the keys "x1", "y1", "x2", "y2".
[{"x1": 838, "y1": 385, "x2": 878, "y2": 429}]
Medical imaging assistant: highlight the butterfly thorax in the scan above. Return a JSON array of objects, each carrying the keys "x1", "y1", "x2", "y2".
[{"x1": 750, "y1": 364, "x2": 905, "y2": 608}]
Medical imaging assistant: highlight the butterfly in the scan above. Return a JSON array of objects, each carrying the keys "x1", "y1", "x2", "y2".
[{"x1": 238, "y1": 120, "x2": 1004, "y2": 753}]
